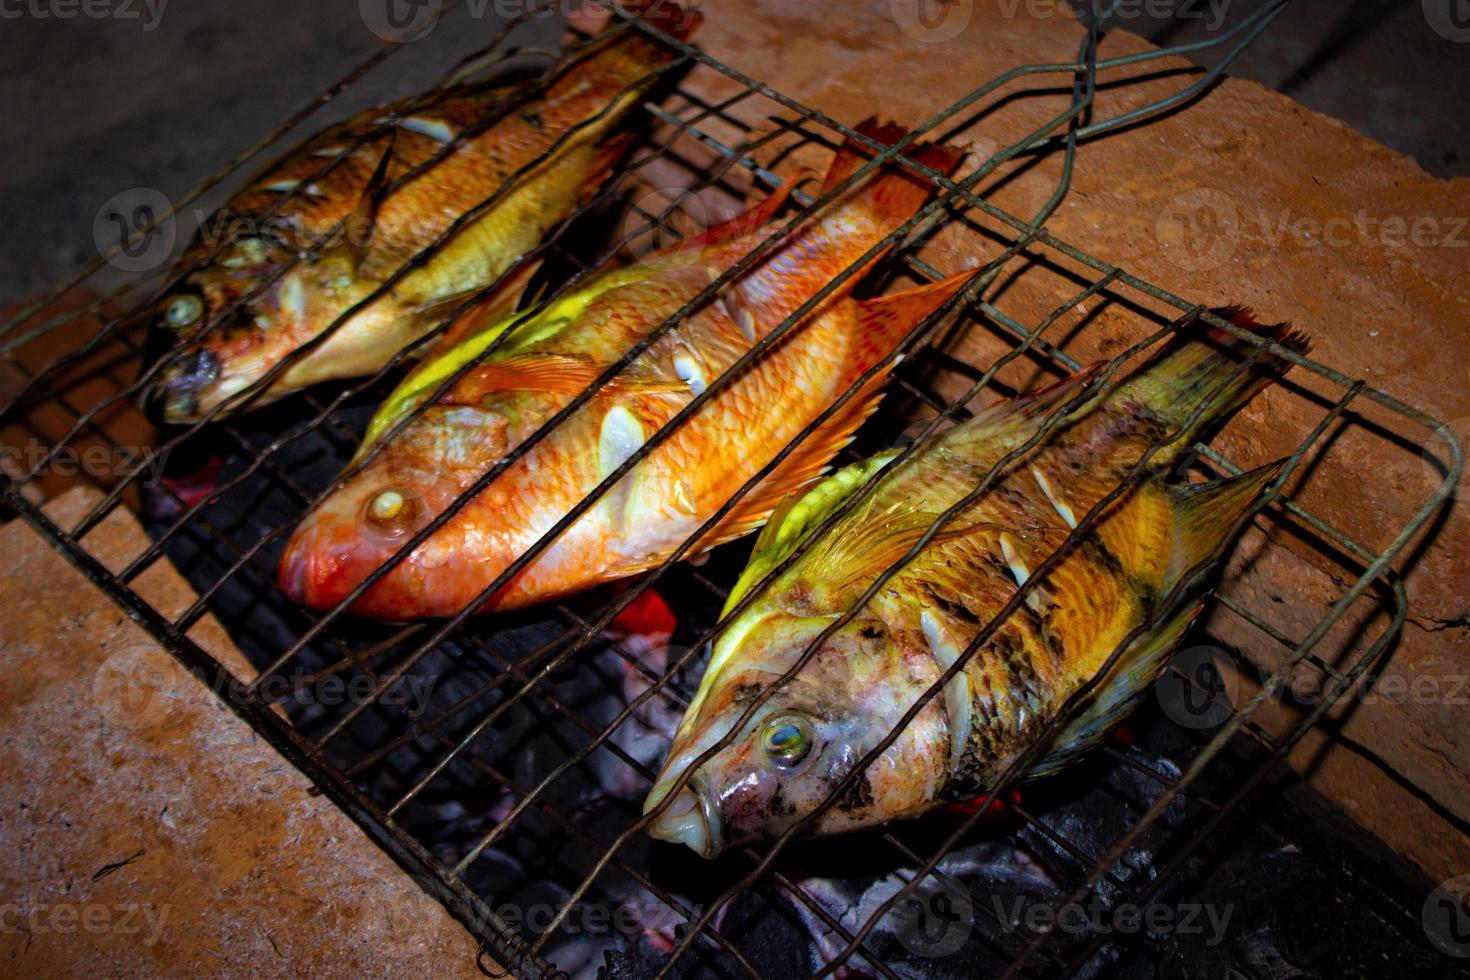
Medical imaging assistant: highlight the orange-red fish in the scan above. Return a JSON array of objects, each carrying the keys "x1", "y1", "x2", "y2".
[
  {"x1": 142, "y1": 0, "x2": 699, "y2": 423},
  {"x1": 278, "y1": 120, "x2": 968, "y2": 617},
  {"x1": 646, "y1": 311, "x2": 1307, "y2": 856}
]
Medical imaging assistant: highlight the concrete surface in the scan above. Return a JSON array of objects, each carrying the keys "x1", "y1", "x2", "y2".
[{"x1": 0, "y1": 487, "x2": 491, "y2": 978}]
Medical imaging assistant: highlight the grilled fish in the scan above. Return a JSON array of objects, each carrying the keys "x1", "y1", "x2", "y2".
[
  {"x1": 141, "y1": 0, "x2": 700, "y2": 423},
  {"x1": 277, "y1": 120, "x2": 968, "y2": 617},
  {"x1": 645, "y1": 311, "x2": 1308, "y2": 856}
]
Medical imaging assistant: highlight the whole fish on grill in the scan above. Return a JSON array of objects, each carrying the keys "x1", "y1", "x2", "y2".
[
  {"x1": 645, "y1": 310, "x2": 1308, "y2": 856},
  {"x1": 141, "y1": 0, "x2": 700, "y2": 423},
  {"x1": 277, "y1": 120, "x2": 970, "y2": 617}
]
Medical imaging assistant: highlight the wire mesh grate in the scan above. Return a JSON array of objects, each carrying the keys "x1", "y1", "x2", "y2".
[{"x1": 0, "y1": 1, "x2": 1461, "y2": 977}]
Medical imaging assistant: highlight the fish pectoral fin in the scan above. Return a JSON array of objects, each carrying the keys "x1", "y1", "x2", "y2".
[
  {"x1": 444, "y1": 352, "x2": 604, "y2": 402},
  {"x1": 1164, "y1": 459, "x2": 1286, "y2": 592},
  {"x1": 1027, "y1": 600, "x2": 1203, "y2": 780}
]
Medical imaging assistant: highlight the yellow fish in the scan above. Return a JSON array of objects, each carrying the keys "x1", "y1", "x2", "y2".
[
  {"x1": 646, "y1": 310, "x2": 1308, "y2": 856},
  {"x1": 142, "y1": 0, "x2": 700, "y2": 422}
]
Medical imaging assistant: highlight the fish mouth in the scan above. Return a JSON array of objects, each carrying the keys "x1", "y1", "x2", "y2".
[
  {"x1": 140, "y1": 348, "x2": 220, "y2": 425},
  {"x1": 277, "y1": 523, "x2": 334, "y2": 609},
  {"x1": 646, "y1": 782, "x2": 721, "y2": 858}
]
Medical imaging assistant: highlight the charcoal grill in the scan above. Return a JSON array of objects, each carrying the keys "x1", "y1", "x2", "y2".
[{"x1": 1, "y1": 0, "x2": 1463, "y2": 976}]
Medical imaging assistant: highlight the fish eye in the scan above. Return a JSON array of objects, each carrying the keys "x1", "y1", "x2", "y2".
[
  {"x1": 161, "y1": 293, "x2": 205, "y2": 329},
  {"x1": 761, "y1": 716, "x2": 812, "y2": 768},
  {"x1": 363, "y1": 487, "x2": 419, "y2": 534}
]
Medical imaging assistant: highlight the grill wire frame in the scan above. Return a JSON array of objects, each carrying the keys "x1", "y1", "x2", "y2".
[{"x1": 0, "y1": 1, "x2": 1463, "y2": 977}]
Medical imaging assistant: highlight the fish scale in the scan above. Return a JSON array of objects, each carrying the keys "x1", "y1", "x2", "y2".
[
  {"x1": 278, "y1": 120, "x2": 972, "y2": 618},
  {"x1": 143, "y1": 0, "x2": 699, "y2": 423},
  {"x1": 646, "y1": 309, "x2": 1309, "y2": 857}
]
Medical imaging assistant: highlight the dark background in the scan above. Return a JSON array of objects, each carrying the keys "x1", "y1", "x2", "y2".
[{"x1": 0, "y1": 0, "x2": 1465, "y2": 302}]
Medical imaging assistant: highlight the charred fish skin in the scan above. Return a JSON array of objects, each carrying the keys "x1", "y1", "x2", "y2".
[
  {"x1": 140, "y1": 0, "x2": 701, "y2": 425},
  {"x1": 277, "y1": 120, "x2": 970, "y2": 618},
  {"x1": 646, "y1": 310, "x2": 1309, "y2": 856}
]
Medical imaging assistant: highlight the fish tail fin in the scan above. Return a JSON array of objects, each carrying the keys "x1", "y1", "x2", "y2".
[
  {"x1": 616, "y1": 0, "x2": 703, "y2": 40},
  {"x1": 1113, "y1": 307, "x2": 1310, "y2": 464},
  {"x1": 1028, "y1": 601, "x2": 1203, "y2": 779},
  {"x1": 1164, "y1": 459, "x2": 1285, "y2": 592},
  {"x1": 820, "y1": 117, "x2": 964, "y2": 222}
]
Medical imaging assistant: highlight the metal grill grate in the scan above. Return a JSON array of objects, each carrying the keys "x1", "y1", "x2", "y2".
[{"x1": 0, "y1": 1, "x2": 1461, "y2": 977}]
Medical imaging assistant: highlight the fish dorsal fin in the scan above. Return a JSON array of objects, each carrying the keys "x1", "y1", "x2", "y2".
[
  {"x1": 945, "y1": 363, "x2": 1108, "y2": 450},
  {"x1": 720, "y1": 451, "x2": 899, "y2": 618},
  {"x1": 1027, "y1": 600, "x2": 1203, "y2": 779},
  {"x1": 341, "y1": 129, "x2": 398, "y2": 267},
  {"x1": 1163, "y1": 460, "x2": 1285, "y2": 592}
]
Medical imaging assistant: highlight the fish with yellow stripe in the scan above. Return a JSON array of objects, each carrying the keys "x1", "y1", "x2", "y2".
[
  {"x1": 277, "y1": 120, "x2": 970, "y2": 617},
  {"x1": 645, "y1": 310, "x2": 1308, "y2": 856},
  {"x1": 142, "y1": 0, "x2": 700, "y2": 423}
]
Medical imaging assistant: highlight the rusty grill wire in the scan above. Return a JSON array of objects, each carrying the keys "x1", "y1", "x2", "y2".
[{"x1": 0, "y1": 0, "x2": 1463, "y2": 977}]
